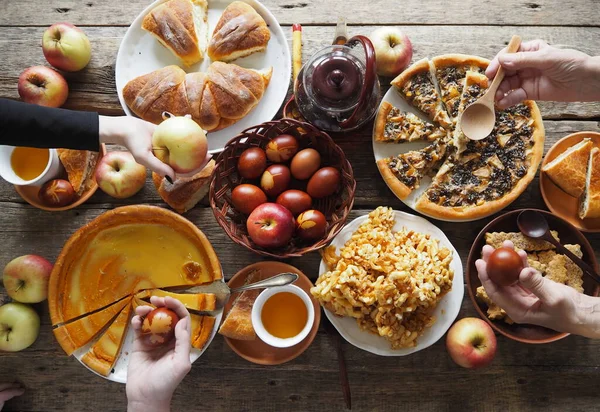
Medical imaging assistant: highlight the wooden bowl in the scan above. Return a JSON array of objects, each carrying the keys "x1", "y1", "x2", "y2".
[
  {"x1": 540, "y1": 131, "x2": 600, "y2": 232},
  {"x1": 209, "y1": 118, "x2": 356, "y2": 258},
  {"x1": 466, "y1": 208, "x2": 599, "y2": 344},
  {"x1": 15, "y1": 144, "x2": 107, "y2": 212},
  {"x1": 222, "y1": 261, "x2": 321, "y2": 365}
]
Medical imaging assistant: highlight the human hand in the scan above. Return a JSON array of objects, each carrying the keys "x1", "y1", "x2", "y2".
[
  {"x1": 126, "y1": 296, "x2": 192, "y2": 412},
  {"x1": 475, "y1": 240, "x2": 600, "y2": 337},
  {"x1": 0, "y1": 382, "x2": 24, "y2": 410},
  {"x1": 485, "y1": 39, "x2": 600, "y2": 108}
]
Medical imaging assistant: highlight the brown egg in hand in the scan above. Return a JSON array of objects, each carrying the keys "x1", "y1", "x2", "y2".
[
  {"x1": 261, "y1": 164, "x2": 291, "y2": 198},
  {"x1": 487, "y1": 247, "x2": 524, "y2": 286},
  {"x1": 296, "y1": 209, "x2": 327, "y2": 240},
  {"x1": 231, "y1": 184, "x2": 267, "y2": 215},
  {"x1": 141, "y1": 307, "x2": 180, "y2": 347},
  {"x1": 237, "y1": 147, "x2": 267, "y2": 179},
  {"x1": 38, "y1": 179, "x2": 76, "y2": 207},
  {"x1": 307, "y1": 167, "x2": 341, "y2": 198},
  {"x1": 265, "y1": 134, "x2": 299, "y2": 162},
  {"x1": 290, "y1": 148, "x2": 321, "y2": 180}
]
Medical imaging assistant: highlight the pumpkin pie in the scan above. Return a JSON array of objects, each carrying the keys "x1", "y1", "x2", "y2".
[
  {"x1": 81, "y1": 303, "x2": 132, "y2": 376},
  {"x1": 141, "y1": 289, "x2": 217, "y2": 311},
  {"x1": 53, "y1": 297, "x2": 130, "y2": 356}
]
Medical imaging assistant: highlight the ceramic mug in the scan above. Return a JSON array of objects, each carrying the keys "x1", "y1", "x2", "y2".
[
  {"x1": 251, "y1": 284, "x2": 315, "y2": 348},
  {"x1": 0, "y1": 146, "x2": 61, "y2": 186}
]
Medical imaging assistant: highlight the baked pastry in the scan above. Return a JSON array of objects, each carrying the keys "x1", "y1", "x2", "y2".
[
  {"x1": 142, "y1": 289, "x2": 217, "y2": 311},
  {"x1": 579, "y1": 147, "x2": 600, "y2": 219},
  {"x1": 53, "y1": 298, "x2": 130, "y2": 356},
  {"x1": 218, "y1": 269, "x2": 261, "y2": 340},
  {"x1": 374, "y1": 101, "x2": 448, "y2": 143},
  {"x1": 122, "y1": 63, "x2": 272, "y2": 131},
  {"x1": 81, "y1": 303, "x2": 132, "y2": 376},
  {"x1": 142, "y1": 0, "x2": 208, "y2": 66},
  {"x1": 431, "y1": 54, "x2": 488, "y2": 121},
  {"x1": 391, "y1": 58, "x2": 452, "y2": 128},
  {"x1": 378, "y1": 55, "x2": 545, "y2": 220},
  {"x1": 152, "y1": 160, "x2": 215, "y2": 213},
  {"x1": 208, "y1": 1, "x2": 271, "y2": 62},
  {"x1": 542, "y1": 138, "x2": 593, "y2": 198},
  {"x1": 377, "y1": 140, "x2": 448, "y2": 200},
  {"x1": 57, "y1": 149, "x2": 99, "y2": 196}
]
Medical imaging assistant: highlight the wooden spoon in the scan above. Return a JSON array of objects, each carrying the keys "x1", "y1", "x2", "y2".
[
  {"x1": 517, "y1": 210, "x2": 600, "y2": 285},
  {"x1": 460, "y1": 35, "x2": 522, "y2": 141}
]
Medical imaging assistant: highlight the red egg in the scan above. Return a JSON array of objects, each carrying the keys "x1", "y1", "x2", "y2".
[
  {"x1": 141, "y1": 307, "x2": 180, "y2": 347},
  {"x1": 296, "y1": 209, "x2": 327, "y2": 241},
  {"x1": 260, "y1": 164, "x2": 291, "y2": 198},
  {"x1": 276, "y1": 189, "x2": 312, "y2": 216},
  {"x1": 290, "y1": 148, "x2": 321, "y2": 180},
  {"x1": 237, "y1": 147, "x2": 267, "y2": 179},
  {"x1": 38, "y1": 179, "x2": 76, "y2": 207},
  {"x1": 306, "y1": 167, "x2": 341, "y2": 198},
  {"x1": 231, "y1": 184, "x2": 267, "y2": 215},
  {"x1": 265, "y1": 134, "x2": 299, "y2": 163},
  {"x1": 487, "y1": 247, "x2": 524, "y2": 286}
]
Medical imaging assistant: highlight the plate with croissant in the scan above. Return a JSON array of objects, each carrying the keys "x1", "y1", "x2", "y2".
[{"x1": 116, "y1": 0, "x2": 291, "y2": 153}]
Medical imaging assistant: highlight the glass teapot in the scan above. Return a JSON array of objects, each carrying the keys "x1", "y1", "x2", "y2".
[{"x1": 293, "y1": 35, "x2": 380, "y2": 132}]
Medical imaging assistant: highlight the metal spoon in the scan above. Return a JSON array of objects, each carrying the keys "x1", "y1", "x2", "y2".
[
  {"x1": 460, "y1": 35, "x2": 521, "y2": 141},
  {"x1": 517, "y1": 210, "x2": 600, "y2": 284}
]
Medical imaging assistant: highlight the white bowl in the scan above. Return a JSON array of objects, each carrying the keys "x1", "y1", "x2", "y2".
[
  {"x1": 251, "y1": 284, "x2": 315, "y2": 348},
  {"x1": 0, "y1": 146, "x2": 61, "y2": 186}
]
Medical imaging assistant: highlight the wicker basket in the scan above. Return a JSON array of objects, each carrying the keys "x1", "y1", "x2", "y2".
[{"x1": 210, "y1": 118, "x2": 356, "y2": 258}]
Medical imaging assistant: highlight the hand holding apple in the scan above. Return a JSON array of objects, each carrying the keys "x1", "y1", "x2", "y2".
[
  {"x1": 42, "y1": 23, "x2": 91, "y2": 72},
  {"x1": 152, "y1": 115, "x2": 208, "y2": 175},
  {"x1": 17, "y1": 66, "x2": 68, "y2": 108},
  {"x1": 2, "y1": 255, "x2": 53, "y2": 303},
  {"x1": 0, "y1": 303, "x2": 40, "y2": 352},
  {"x1": 446, "y1": 317, "x2": 497, "y2": 369},
  {"x1": 95, "y1": 151, "x2": 147, "y2": 198},
  {"x1": 369, "y1": 27, "x2": 413, "y2": 77}
]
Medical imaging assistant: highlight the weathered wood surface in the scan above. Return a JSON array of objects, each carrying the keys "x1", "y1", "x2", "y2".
[
  {"x1": 2, "y1": 0, "x2": 600, "y2": 411},
  {"x1": 1, "y1": 25, "x2": 599, "y2": 118}
]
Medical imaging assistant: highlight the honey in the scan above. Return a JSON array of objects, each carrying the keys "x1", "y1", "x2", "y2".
[
  {"x1": 11, "y1": 147, "x2": 49, "y2": 181},
  {"x1": 261, "y1": 292, "x2": 308, "y2": 339}
]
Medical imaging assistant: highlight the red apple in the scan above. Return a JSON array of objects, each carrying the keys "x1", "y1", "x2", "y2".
[
  {"x1": 42, "y1": 23, "x2": 91, "y2": 72},
  {"x1": 152, "y1": 115, "x2": 208, "y2": 174},
  {"x1": 246, "y1": 203, "x2": 294, "y2": 249},
  {"x1": 17, "y1": 66, "x2": 68, "y2": 108},
  {"x1": 446, "y1": 317, "x2": 497, "y2": 369},
  {"x1": 95, "y1": 151, "x2": 147, "y2": 199},
  {"x1": 0, "y1": 303, "x2": 40, "y2": 352},
  {"x1": 369, "y1": 27, "x2": 413, "y2": 77},
  {"x1": 2, "y1": 255, "x2": 53, "y2": 303}
]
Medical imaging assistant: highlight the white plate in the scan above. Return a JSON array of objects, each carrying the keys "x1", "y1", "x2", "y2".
[
  {"x1": 73, "y1": 284, "x2": 224, "y2": 384},
  {"x1": 373, "y1": 88, "x2": 485, "y2": 222},
  {"x1": 115, "y1": 0, "x2": 291, "y2": 154},
  {"x1": 319, "y1": 210, "x2": 464, "y2": 356}
]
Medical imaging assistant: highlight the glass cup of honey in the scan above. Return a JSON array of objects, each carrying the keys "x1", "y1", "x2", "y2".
[
  {"x1": 0, "y1": 146, "x2": 61, "y2": 186},
  {"x1": 251, "y1": 284, "x2": 315, "y2": 348}
]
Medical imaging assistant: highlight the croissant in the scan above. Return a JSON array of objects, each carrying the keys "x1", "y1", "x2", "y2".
[
  {"x1": 122, "y1": 62, "x2": 272, "y2": 131},
  {"x1": 142, "y1": 0, "x2": 208, "y2": 66},
  {"x1": 208, "y1": 1, "x2": 271, "y2": 62}
]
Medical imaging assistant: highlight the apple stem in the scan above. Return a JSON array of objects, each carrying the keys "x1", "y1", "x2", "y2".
[{"x1": 14, "y1": 280, "x2": 24, "y2": 293}]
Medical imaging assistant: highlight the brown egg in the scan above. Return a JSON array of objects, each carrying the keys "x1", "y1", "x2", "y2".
[
  {"x1": 231, "y1": 184, "x2": 267, "y2": 215},
  {"x1": 237, "y1": 147, "x2": 267, "y2": 179},
  {"x1": 260, "y1": 164, "x2": 291, "y2": 198},
  {"x1": 265, "y1": 134, "x2": 299, "y2": 163},
  {"x1": 296, "y1": 210, "x2": 327, "y2": 240},
  {"x1": 38, "y1": 179, "x2": 76, "y2": 207},
  {"x1": 141, "y1": 307, "x2": 180, "y2": 347},
  {"x1": 276, "y1": 190, "x2": 312, "y2": 216},
  {"x1": 307, "y1": 167, "x2": 341, "y2": 198},
  {"x1": 290, "y1": 148, "x2": 321, "y2": 180},
  {"x1": 487, "y1": 247, "x2": 524, "y2": 286}
]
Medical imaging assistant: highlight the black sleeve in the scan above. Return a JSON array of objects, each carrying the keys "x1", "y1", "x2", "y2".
[{"x1": 0, "y1": 98, "x2": 100, "y2": 152}]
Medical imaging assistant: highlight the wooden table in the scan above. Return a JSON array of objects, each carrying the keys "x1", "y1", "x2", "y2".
[{"x1": 1, "y1": 1, "x2": 600, "y2": 411}]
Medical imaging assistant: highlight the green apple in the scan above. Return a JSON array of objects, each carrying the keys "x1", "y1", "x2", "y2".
[
  {"x1": 2, "y1": 255, "x2": 53, "y2": 303},
  {"x1": 0, "y1": 303, "x2": 40, "y2": 352},
  {"x1": 152, "y1": 115, "x2": 208, "y2": 174}
]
